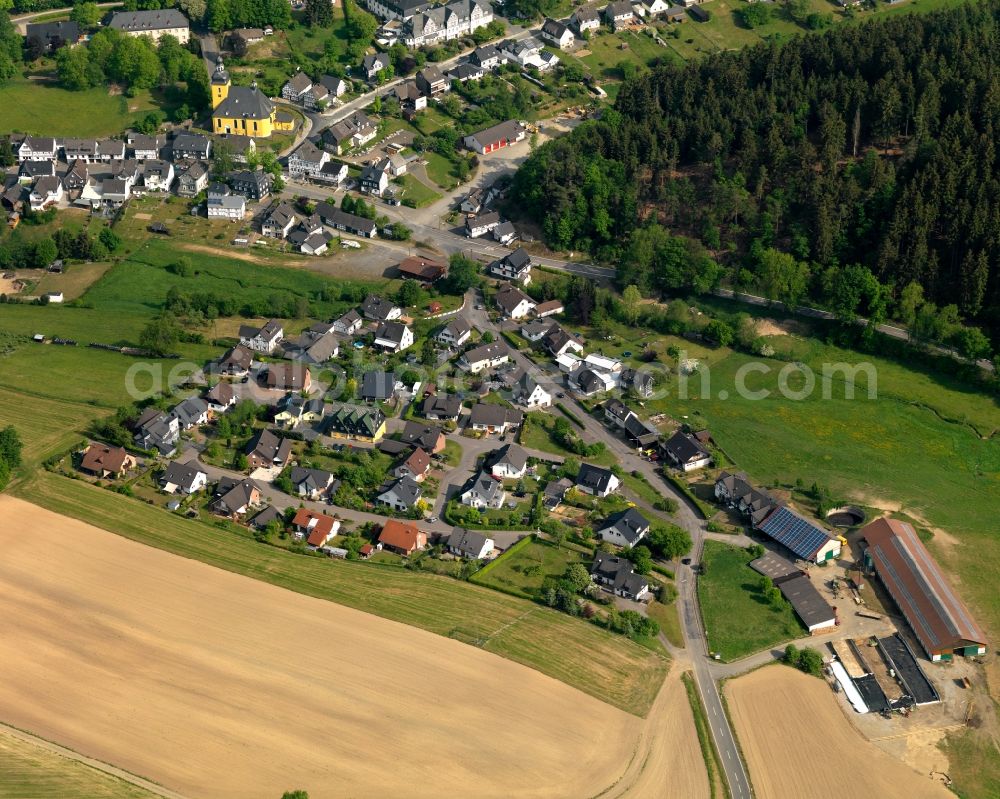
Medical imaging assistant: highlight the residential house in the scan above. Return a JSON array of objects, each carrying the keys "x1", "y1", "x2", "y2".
[
  {"x1": 228, "y1": 168, "x2": 272, "y2": 201},
  {"x1": 175, "y1": 161, "x2": 209, "y2": 197},
  {"x1": 392, "y1": 80, "x2": 428, "y2": 114},
  {"x1": 398, "y1": 255, "x2": 445, "y2": 282},
  {"x1": 321, "y1": 111, "x2": 378, "y2": 154},
  {"x1": 62, "y1": 160, "x2": 89, "y2": 192},
  {"x1": 576, "y1": 463, "x2": 620, "y2": 497},
  {"x1": 206, "y1": 186, "x2": 246, "y2": 220},
  {"x1": 470, "y1": 44, "x2": 501, "y2": 69},
  {"x1": 261, "y1": 201, "x2": 298, "y2": 239},
  {"x1": 24, "y1": 20, "x2": 80, "y2": 52},
  {"x1": 210, "y1": 476, "x2": 261, "y2": 517},
  {"x1": 287, "y1": 140, "x2": 330, "y2": 179},
  {"x1": 598, "y1": 507, "x2": 651, "y2": 547},
  {"x1": 16, "y1": 136, "x2": 57, "y2": 162},
  {"x1": 159, "y1": 460, "x2": 209, "y2": 494},
  {"x1": 495, "y1": 284, "x2": 536, "y2": 319},
  {"x1": 604, "y1": 398, "x2": 634, "y2": 428},
  {"x1": 459, "y1": 187, "x2": 484, "y2": 214},
  {"x1": 374, "y1": 321, "x2": 414, "y2": 352},
  {"x1": 460, "y1": 470, "x2": 506, "y2": 509},
  {"x1": 133, "y1": 408, "x2": 180, "y2": 456},
  {"x1": 142, "y1": 159, "x2": 174, "y2": 192},
  {"x1": 79, "y1": 444, "x2": 136, "y2": 478},
  {"x1": 319, "y1": 74, "x2": 349, "y2": 98},
  {"x1": 378, "y1": 519, "x2": 427, "y2": 555},
  {"x1": 274, "y1": 393, "x2": 325, "y2": 429},
  {"x1": 646, "y1": 0, "x2": 671, "y2": 14},
  {"x1": 62, "y1": 139, "x2": 98, "y2": 163},
  {"x1": 571, "y1": 6, "x2": 601, "y2": 33},
  {"x1": 662, "y1": 429, "x2": 711, "y2": 471},
  {"x1": 315, "y1": 201, "x2": 378, "y2": 237},
  {"x1": 216, "y1": 344, "x2": 254, "y2": 376},
  {"x1": 401, "y1": 0, "x2": 493, "y2": 48},
  {"x1": 333, "y1": 308, "x2": 364, "y2": 335},
  {"x1": 591, "y1": 552, "x2": 650, "y2": 601},
  {"x1": 245, "y1": 429, "x2": 294, "y2": 469},
  {"x1": 377, "y1": 476, "x2": 423, "y2": 512},
  {"x1": 465, "y1": 210, "x2": 500, "y2": 238},
  {"x1": 448, "y1": 61, "x2": 485, "y2": 82},
  {"x1": 437, "y1": 317, "x2": 472, "y2": 348},
  {"x1": 400, "y1": 421, "x2": 446, "y2": 453},
  {"x1": 511, "y1": 370, "x2": 551, "y2": 408},
  {"x1": 541, "y1": 18, "x2": 574, "y2": 48},
  {"x1": 447, "y1": 527, "x2": 494, "y2": 559},
  {"x1": 492, "y1": 221, "x2": 517, "y2": 245},
  {"x1": 485, "y1": 443, "x2": 528, "y2": 479},
  {"x1": 19, "y1": 159, "x2": 54, "y2": 184},
  {"x1": 543, "y1": 325, "x2": 584, "y2": 358},
  {"x1": 361, "y1": 370, "x2": 396, "y2": 402},
  {"x1": 249, "y1": 505, "x2": 283, "y2": 532},
  {"x1": 289, "y1": 225, "x2": 333, "y2": 255},
  {"x1": 292, "y1": 508, "x2": 342, "y2": 547},
  {"x1": 421, "y1": 393, "x2": 462, "y2": 422},
  {"x1": 459, "y1": 340, "x2": 510, "y2": 373},
  {"x1": 520, "y1": 319, "x2": 553, "y2": 342},
  {"x1": 544, "y1": 476, "x2": 572, "y2": 510},
  {"x1": 108, "y1": 9, "x2": 190, "y2": 43},
  {"x1": 283, "y1": 329, "x2": 340, "y2": 364},
  {"x1": 621, "y1": 367, "x2": 655, "y2": 398},
  {"x1": 463, "y1": 120, "x2": 527, "y2": 155},
  {"x1": 264, "y1": 363, "x2": 312, "y2": 392},
  {"x1": 605, "y1": 0, "x2": 635, "y2": 27},
  {"x1": 714, "y1": 471, "x2": 780, "y2": 526},
  {"x1": 205, "y1": 382, "x2": 237, "y2": 413},
  {"x1": 325, "y1": 403, "x2": 387, "y2": 441},
  {"x1": 416, "y1": 65, "x2": 448, "y2": 96},
  {"x1": 240, "y1": 319, "x2": 284, "y2": 353},
  {"x1": 315, "y1": 160, "x2": 349, "y2": 186},
  {"x1": 171, "y1": 132, "x2": 211, "y2": 161},
  {"x1": 282, "y1": 71, "x2": 314, "y2": 102},
  {"x1": 571, "y1": 367, "x2": 616, "y2": 396},
  {"x1": 168, "y1": 396, "x2": 210, "y2": 430},
  {"x1": 229, "y1": 27, "x2": 265, "y2": 54},
  {"x1": 359, "y1": 159, "x2": 390, "y2": 195},
  {"x1": 394, "y1": 447, "x2": 431, "y2": 481},
  {"x1": 29, "y1": 176, "x2": 63, "y2": 211},
  {"x1": 361, "y1": 52, "x2": 392, "y2": 81},
  {"x1": 469, "y1": 403, "x2": 523, "y2": 435},
  {"x1": 490, "y1": 247, "x2": 532, "y2": 283},
  {"x1": 361, "y1": 294, "x2": 402, "y2": 321},
  {"x1": 288, "y1": 466, "x2": 338, "y2": 500}
]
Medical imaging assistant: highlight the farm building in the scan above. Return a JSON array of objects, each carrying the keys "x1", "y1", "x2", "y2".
[
  {"x1": 863, "y1": 518, "x2": 987, "y2": 661},
  {"x1": 750, "y1": 551, "x2": 837, "y2": 633},
  {"x1": 755, "y1": 505, "x2": 841, "y2": 564}
]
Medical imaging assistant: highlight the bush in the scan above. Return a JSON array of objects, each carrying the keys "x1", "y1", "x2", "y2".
[{"x1": 784, "y1": 644, "x2": 824, "y2": 677}]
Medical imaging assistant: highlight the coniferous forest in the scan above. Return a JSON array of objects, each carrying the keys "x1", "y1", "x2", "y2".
[{"x1": 510, "y1": 1, "x2": 1000, "y2": 354}]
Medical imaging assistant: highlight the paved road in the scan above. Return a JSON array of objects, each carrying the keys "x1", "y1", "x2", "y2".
[{"x1": 11, "y1": 1, "x2": 118, "y2": 33}]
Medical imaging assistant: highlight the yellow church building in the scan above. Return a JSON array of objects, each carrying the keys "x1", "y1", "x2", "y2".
[{"x1": 210, "y1": 56, "x2": 294, "y2": 138}]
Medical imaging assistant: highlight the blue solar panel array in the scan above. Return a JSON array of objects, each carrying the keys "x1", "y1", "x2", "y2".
[{"x1": 758, "y1": 506, "x2": 831, "y2": 560}]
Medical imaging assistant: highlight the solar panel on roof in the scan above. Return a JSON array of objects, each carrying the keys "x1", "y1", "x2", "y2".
[{"x1": 758, "y1": 507, "x2": 831, "y2": 560}]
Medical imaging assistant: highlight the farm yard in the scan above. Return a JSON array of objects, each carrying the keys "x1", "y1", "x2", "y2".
[
  {"x1": 725, "y1": 666, "x2": 953, "y2": 799},
  {"x1": 0, "y1": 496, "x2": 646, "y2": 799}
]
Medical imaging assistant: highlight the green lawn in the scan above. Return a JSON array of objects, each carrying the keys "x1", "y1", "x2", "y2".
[
  {"x1": 646, "y1": 596, "x2": 684, "y2": 648},
  {"x1": 519, "y1": 411, "x2": 616, "y2": 466},
  {"x1": 0, "y1": 77, "x2": 161, "y2": 137},
  {"x1": 394, "y1": 174, "x2": 442, "y2": 208},
  {"x1": 578, "y1": 28, "x2": 675, "y2": 79},
  {"x1": 423, "y1": 151, "x2": 460, "y2": 190},
  {"x1": 942, "y1": 727, "x2": 1000, "y2": 799},
  {"x1": 0, "y1": 387, "x2": 107, "y2": 466},
  {"x1": 471, "y1": 535, "x2": 590, "y2": 599},
  {"x1": 0, "y1": 730, "x2": 155, "y2": 799},
  {"x1": 14, "y1": 470, "x2": 668, "y2": 716},
  {"x1": 698, "y1": 540, "x2": 803, "y2": 661}
]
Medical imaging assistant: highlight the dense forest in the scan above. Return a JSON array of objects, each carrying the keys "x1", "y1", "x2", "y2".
[{"x1": 511, "y1": 1, "x2": 1000, "y2": 353}]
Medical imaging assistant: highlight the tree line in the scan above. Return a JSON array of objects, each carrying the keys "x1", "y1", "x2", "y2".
[{"x1": 510, "y1": 0, "x2": 1000, "y2": 352}]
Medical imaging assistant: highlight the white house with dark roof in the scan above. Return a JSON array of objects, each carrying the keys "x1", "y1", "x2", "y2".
[
  {"x1": 571, "y1": 5, "x2": 601, "y2": 32},
  {"x1": 159, "y1": 460, "x2": 208, "y2": 494},
  {"x1": 374, "y1": 321, "x2": 414, "y2": 353},
  {"x1": 459, "y1": 341, "x2": 509, "y2": 373},
  {"x1": 495, "y1": 284, "x2": 536, "y2": 319},
  {"x1": 17, "y1": 136, "x2": 58, "y2": 162},
  {"x1": 591, "y1": 552, "x2": 650, "y2": 601},
  {"x1": 447, "y1": 527, "x2": 495, "y2": 559},
  {"x1": 239, "y1": 319, "x2": 284, "y2": 353},
  {"x1": 486, "y1": 443, "x2": 528, "y2": 479},
  {"x1": 333, "y1": 309, "x2": 364, "y2": 335},
  {"x1": 108, "y1": 9, "x2": 190, "y2": 43},
  {"x1": 437, "y1": 317, "x2": 472, "y2": 348},
  {"x1": 489, "y1": 247, "x2": 532, "y2": 283},
  {"x1": 540, "y1": 18, "x2": 574, "y2": 48},
  {"x1": 469, "y1": 403, "x2": 523, "y2": 435},
  {"x1": 377, "y1": 475, "x2": 423, "y2": 512},
  {"x1": 460, "y1": 470, "x2": 507, "y2": 509},
  {"x1": 362, "y1": 294, "x2": 402, "y2": 321},
  {"x1": 288, "y1": 140, "x2": 330, "y2": 179},
  {"x1": 576, "y1": 464, "x2": 620, "y2": 497},
  {"x1": 662, "y1": 429, "x2": 711, "y2": 471},
  {"x1": 261, "y1": 201, "x2": 298, "y2": 239},
  {"x1": 597, "y1": 507, "x2": 651, "y2": 547},
  {"x1": 512, "y1": 370, "x2": 551, "y2": 409}
]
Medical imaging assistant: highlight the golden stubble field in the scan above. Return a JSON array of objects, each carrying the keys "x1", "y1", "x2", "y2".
[
  {"x1": 725, "y1": 666, "x2": 953, "y2": 799},
  {"x1": 0, "y1": 497, "x2": 705, "y2": 799}
]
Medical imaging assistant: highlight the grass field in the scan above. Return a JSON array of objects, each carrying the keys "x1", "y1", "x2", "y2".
[
  {"x1": 424, "y1": 151, "x2": 460, "y2": 190},
  {"x1": 698, "y1": 540, "x2": 803, "y2": 661},
  {"x1": 0, "y1": 387, "x2": 107, "y2": 466},
  {"x1": 29, "y1": 262, "x2": 113, "y2": 301},
  {"x1": 0, "y1": 77, "x2": 160, "y2": 137},
  {"x1": 942, "y1": 728, "x2": 1000, "y2": 799},
  {"x1": 520, "y1": 411, "x2": 616, "y2": 465},
  {"x1": 0, "y1": 730, "x2": 155, "y2": 799},
  {"x1": 647, "y1": 597, "x2": 685, "y2": 648},
  {"x1": 395, "y1": 173, "x2": 442, "y2": 208},
  {"x1": 14, "y1": 470, "x2": 668, "y2": 716},
  {"x1": 471, "y1": 535, "x2": 589, "y2": 599}
]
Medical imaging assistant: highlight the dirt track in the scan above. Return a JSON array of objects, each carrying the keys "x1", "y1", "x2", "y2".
[
  {"x1": 0, "y1": 497, "x2": 645, "y2": 799},
  {"x1": 725, "y1": 666, "x2": 953, "y2": 799}
]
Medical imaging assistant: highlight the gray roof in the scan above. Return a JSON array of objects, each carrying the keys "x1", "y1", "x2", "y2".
[
  {"x1": 495, "y1": 284, "x2": 534, "y2": 315},
  {"x1": 599, "y1": 507, "x2": 650, "y2": 545},
  {"x1": 422, "y1": 393, "x2": 462, "y2": 419},
  {"x1": 361, "y1": 370, "x2": 395, "y2": 401},
  {"x1": 591, "y1": 552, "x2": 649, "y2": 599},
  {"x1": 160, "y1": 459, "x2": 205, "y2": 491},
  {"x1": 250, "y1": 505, "x2": 283, "y2": 530},
  {"x1": 448, "y1": 527, "x2": 492, "y2": 557},
  {"x1": 662, "y1": 430, "x2": 709, "y2": 464},
  {"x1": 462, "y1": 340, "x2": 509, "y2": 365},
  {"x1": 380, "y1": 475, "x2": 422, "y2": 507},
  {"x1": 466, "y1": 120, "x2": 525, "y2": 148},
  {"x1": 109, "y1": 9, "x2": 189, "y2": 32},
  {"x1": 214, "y1": 85, "x2": 274, "y2": 121},
  {"x1": 441, "y1": 317, "x2": 472, "y2": 338},
  {"x1": 375, "y1": 320, "x2": 409, "y2": 344},
  {"x1": 291, "y1": 139, "x2": 325, "y2": 164},
  {"x1": 486, "y1": 443, "x2": 527, "y2": 472},
  {"x1": 469, "y1": 403, "x2": 522, "y2": 429},
  {"x1": 577, "y1": 463, "x2": 616, "y2": 493},
  {"x1": 463, "y1": 470, "x2": 504, "y2": 502},
  {"x1": 362, "y1": 294, "x2": 400, "y2": 321},
  {"x1": 285, "y1": 72, "x2": 313, "y2": 93},
  {"x1": 400, "y1": 421, "x2": 444, "y2": 450},
  {"x1": 169, "y1": 396, "x2": 209, "y2": 428},
  {"x1": 288, "y1": 466, "x2": 336, "y2": 495}
]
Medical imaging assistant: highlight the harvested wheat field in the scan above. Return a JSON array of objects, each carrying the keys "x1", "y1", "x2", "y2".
[
  {"x1": 0, "y1": 497, "x2": 641, "y2": 799},
  {"x1": 725, "y1": 666, "x2": 953, "y2": 799}
]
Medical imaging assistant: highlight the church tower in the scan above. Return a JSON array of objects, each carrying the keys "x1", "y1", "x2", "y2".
[{"x1": 211, "y1": 55, "x2": 230, "y2": 109}]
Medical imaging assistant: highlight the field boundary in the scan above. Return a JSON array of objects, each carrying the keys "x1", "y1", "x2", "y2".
[
  {"x1": 681, "y1": 671, "x2": 729, "y2": 799},
  {"x1": 0, "y1": 721, "x2": 185, "y2": 799}
]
